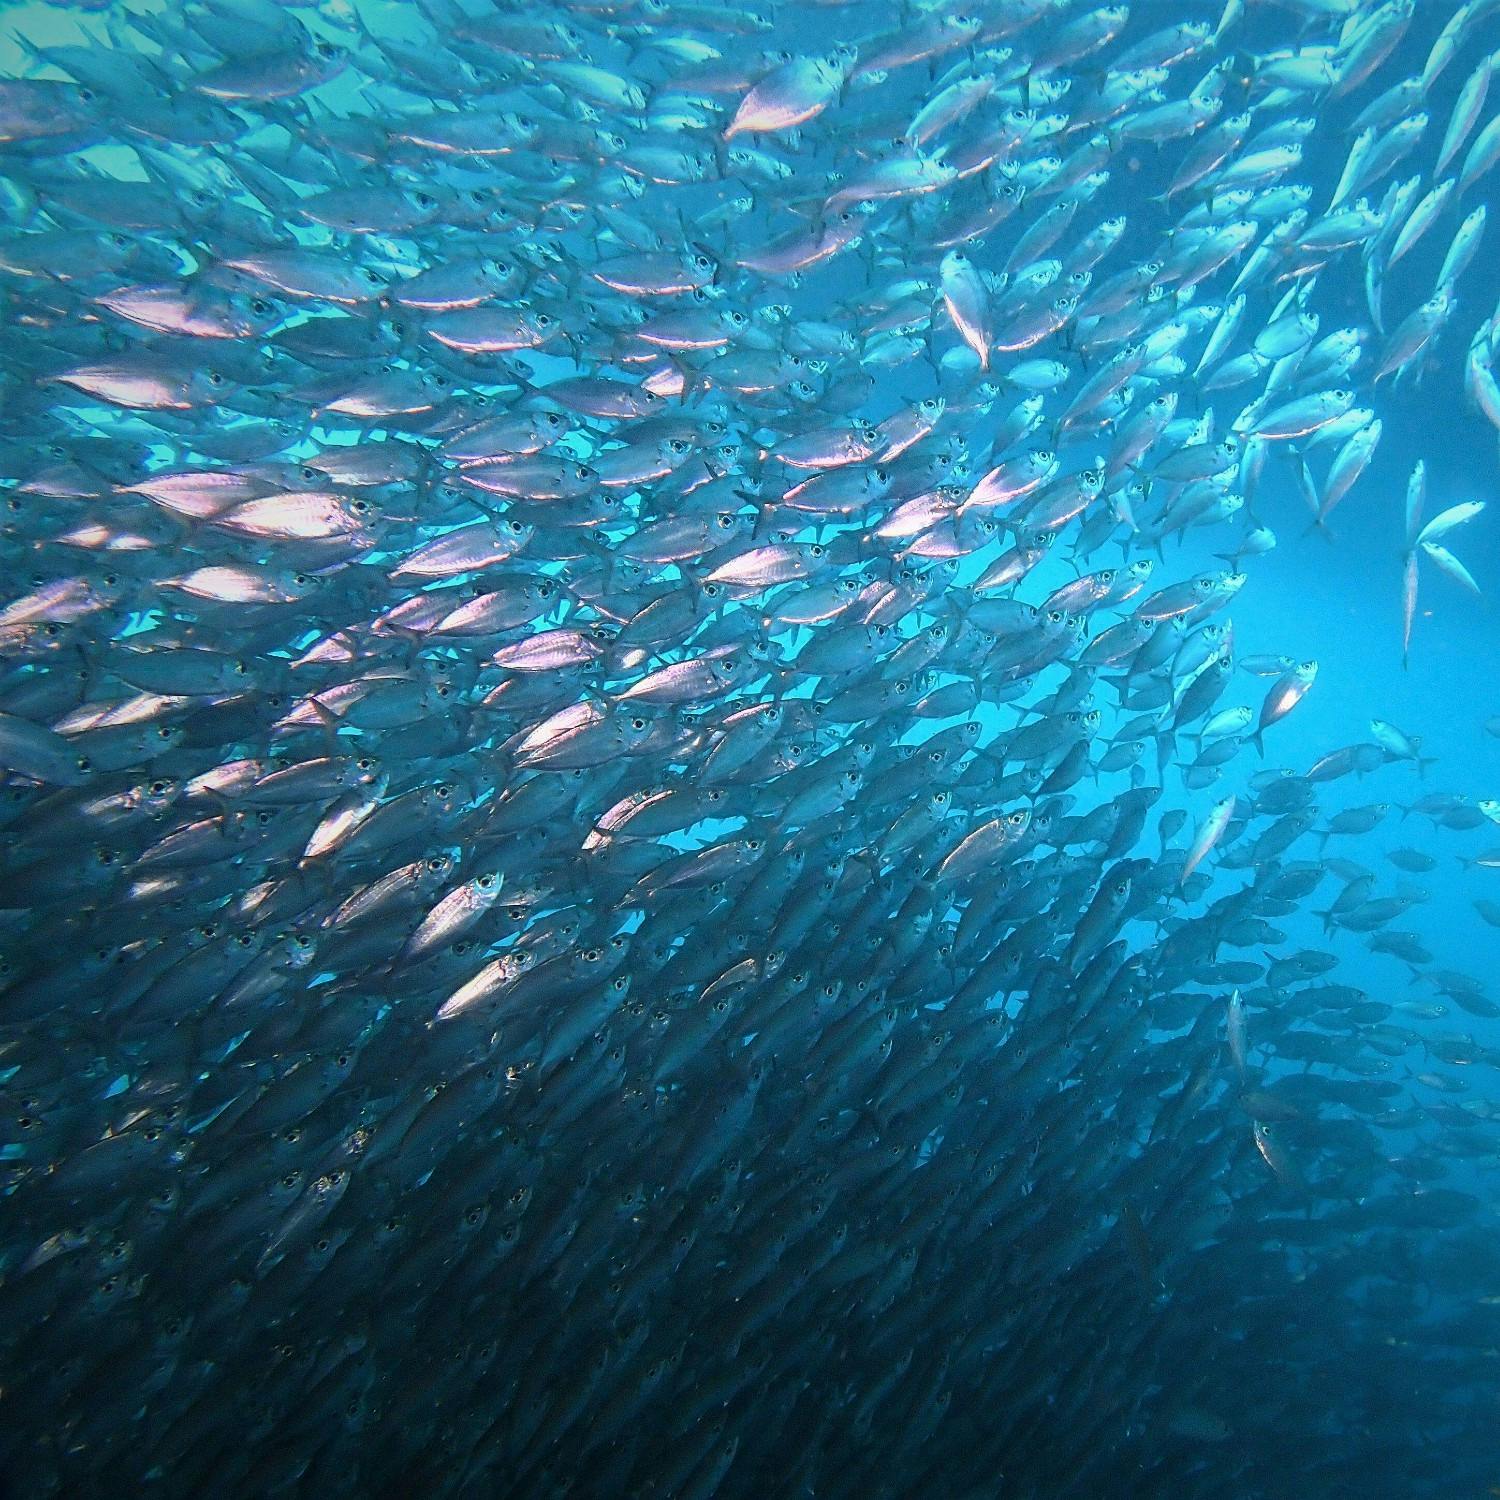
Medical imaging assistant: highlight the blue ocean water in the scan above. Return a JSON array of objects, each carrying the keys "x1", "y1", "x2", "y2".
[{"x1": 2, "y1": 1, "x2": 1500, "y2": 1497}]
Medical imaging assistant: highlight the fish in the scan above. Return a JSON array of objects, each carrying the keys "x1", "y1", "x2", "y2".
[
  {"x1": 1416, "y1": 500, "x2": 1486, "y2": 544},
  {"x1": 0, "y1": 4, "x2": 1497, "y2": 1499},
  {"x1": 1182, "y1": 795, "x2": 1237, "y2": 883},
  {"x1": 1251, "y1": 662, "x2": 1319, "y2": 754},
  {"x1": 725, "y1": 49, "x2": 854, "y2": 138}
]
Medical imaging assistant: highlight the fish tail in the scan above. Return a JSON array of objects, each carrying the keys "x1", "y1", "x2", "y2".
[
  {"x1": 9, "y1": 31, "x2": 48, "y2": 69},
  {"x1": 306, "y1": 698, "x2": 343, "y2": 755}
]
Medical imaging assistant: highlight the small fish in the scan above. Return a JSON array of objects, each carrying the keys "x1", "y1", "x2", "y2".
[
  {"x1": 1252, "y1": 662, "x2": 1317, "y2": 754},
  {"x1": 1182, "y1": 795, "x2": 1236, "y2": 884}
]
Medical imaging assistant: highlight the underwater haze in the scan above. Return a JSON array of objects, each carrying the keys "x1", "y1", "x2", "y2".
[{"x1": 3, "y1": 0, "x2": 1500, "y2": 1496}]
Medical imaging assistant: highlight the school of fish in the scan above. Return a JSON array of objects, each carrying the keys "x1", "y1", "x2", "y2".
[{"x1": 2, "y1": 0, "x2": 1500, "y2": 1495}]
